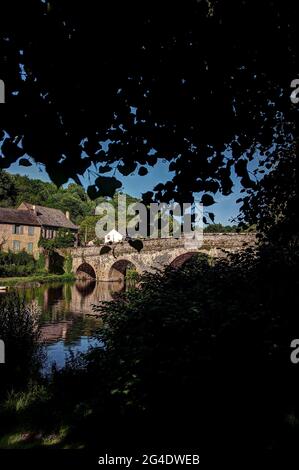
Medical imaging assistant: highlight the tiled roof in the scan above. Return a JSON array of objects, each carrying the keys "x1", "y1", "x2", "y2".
[
  {"x1": 0, "y1": 204, "x2": 78, "y2": 230},
  {"x1": 0, "y1": 207, "x2": 40, "y2": 226},
  {"x1": 20, "y1": 203, "x2": 78, "y2": 230}
]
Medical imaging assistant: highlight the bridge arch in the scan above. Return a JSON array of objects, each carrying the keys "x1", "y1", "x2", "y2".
[
  {"x1": 169, "y1": 251, "x2": 201, "y2": 269},
  {"x1": 108, "y1": 259, "x2": 140, "y2": 282},
  {"x1": 76, "y1": 262, "x2": 96, "y2": 280}
]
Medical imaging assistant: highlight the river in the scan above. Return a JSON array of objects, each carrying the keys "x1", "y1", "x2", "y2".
[{"x1": 13, "y1": 280, "x2": 125, "y2": 373}]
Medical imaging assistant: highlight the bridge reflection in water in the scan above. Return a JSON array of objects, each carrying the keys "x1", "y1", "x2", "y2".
[{"x1": 16, "y1": 280, "x2": 127, "y2": 371}]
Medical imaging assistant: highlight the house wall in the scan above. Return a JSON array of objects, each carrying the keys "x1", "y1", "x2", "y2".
[
  {"x1": 0, "y1": 223, "x2": 41, "y2": 259},
  {"x1": 105, "y1": 230, "x2": 123, "y2": 243}
]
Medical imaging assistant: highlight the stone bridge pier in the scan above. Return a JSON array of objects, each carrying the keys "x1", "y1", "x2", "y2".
[{"x1": 70, "y1": 233, "x2": 256, "y2": 282}]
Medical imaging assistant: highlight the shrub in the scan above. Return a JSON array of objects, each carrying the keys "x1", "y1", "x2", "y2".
[
  {"x1": 0, "y1": 251, "x2": 36, "y2": 277},
  {"x1": 35, "y1": 253, "x2": 47, "y2": 274},
  {"x1": 0, "y1": 293, "x2": 44, "y2": 398},
  {"x1": 63, "y1": 254, "x2": 73, "y2": 274},
  {"x1": 39, "y1": 230, "x2": 76, "y2": 250}
]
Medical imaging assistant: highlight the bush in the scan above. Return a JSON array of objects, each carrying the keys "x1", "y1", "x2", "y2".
[
  {"x1": 126, "y1": 267, "x2": 139, "y2": 281},
  {"x1": 39, "y1": 230, "x2": 76, "y2": 250},
  {"x1": 3, "y1": 246, "x2": 297, "y2": 453},
  {"x1": 63, "y1": 254, "x2": 73, "y2": 274},
  {"x1": 0, "y1": 251, "x2": 36, "y2": 277},
  {"x1": 0, "y1": 293, "x2": 44, "y2": 399},
  {"x1": 35, "y1": 254, "x2": 47, "y2": 274}
]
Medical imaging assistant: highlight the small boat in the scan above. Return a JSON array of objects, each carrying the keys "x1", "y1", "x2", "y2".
[{"x1": 0, "y1": 286, "x2": 8, "y2": 291}]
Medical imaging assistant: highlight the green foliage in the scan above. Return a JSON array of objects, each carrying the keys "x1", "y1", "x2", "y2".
[
  {"x1": 204, "y1": 223, "x2": 239, "y2": 233},
  {"x1": 12, "y1": 174, "x2": 57, "y2": 207},
  {"x1": 45, "y1": 191, "x2": 92, "y2": 225},
  {"x1": 125, "y1": 267, "x2": 139, "y2": 281},
  {"x1": 0, "y1": 273, "x2": 75, "y2": 287},
  {"x1": 79, "y1": 192, "x2": 139, "y2": 244},
  {"x1": 0, "y1": 251, "x2": 36, "y2": 277},
  {"x1": 2, "y1": 245, "x2": 297, "y2": 451},
  {"x1": 0, "y1": 170, "x2": 139, "y2": 237},
  {"x1": 0, "y1": 293, "x2": 44, "y2": 399},
  {"x1": 39, "y1": 230, "x2": 76, "y2": 250},
  {"x1": 0, "y1": 170, "x2": 17, "y2": 207},
  {"x1": 79, "y1": 215, "x2": 102, "y2": 244},
  {"x1": 63, "y1": 255, "x2": 73, "y2": 274},
  {"x1": 35, "y1": 253, "x2": 46, "y2": 274},
  {"x1": 0, "y1": 171, "x2": 94, "y2": 225}
]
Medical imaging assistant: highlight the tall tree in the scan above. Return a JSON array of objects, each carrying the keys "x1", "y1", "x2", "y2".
[{"x1": 0, "y1": 169, "x2": 17, "y2": 207}]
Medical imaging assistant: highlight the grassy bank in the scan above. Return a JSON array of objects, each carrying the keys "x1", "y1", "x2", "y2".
[{"x1": 0, "y1": 273, "x2": 75, "y2": 287}]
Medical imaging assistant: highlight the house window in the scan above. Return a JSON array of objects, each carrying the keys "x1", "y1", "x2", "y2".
[
  {"x1": 13, "y1": 240, "x2": 21, "y2": 252},
  {"x1": 28, "y1": 226, "x2": 35, "y2": 236},
  {"x1": 27, "y1": 242, "x2": 33, "y2": 254},
  {"x1": 12, "y1": 224, "x2": 23, "y2": 235}
]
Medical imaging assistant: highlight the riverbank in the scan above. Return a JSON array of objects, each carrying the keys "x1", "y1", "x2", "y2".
[{"x1": 0, "y1": 273, "x2": 76, "y2": 287}]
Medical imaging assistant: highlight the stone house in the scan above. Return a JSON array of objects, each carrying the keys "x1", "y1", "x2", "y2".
[{"x1": 0, "y1": 202, "x2": 78, "y2": 259}]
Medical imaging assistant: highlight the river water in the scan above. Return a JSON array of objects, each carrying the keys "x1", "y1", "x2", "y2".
[{"x1": 13, "y1": 280, "x2": 124, "y2": 373}]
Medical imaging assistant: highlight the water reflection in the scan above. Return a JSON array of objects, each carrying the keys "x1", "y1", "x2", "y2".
[{"x1": 14, "y1": 280, "x2": 125, "y2": 371}]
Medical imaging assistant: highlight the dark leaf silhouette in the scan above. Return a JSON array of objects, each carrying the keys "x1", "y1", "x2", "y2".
[
  {"x1": 99, "y1": 164, "x2": 113, "y2": 174},
  {"x1": 94, "y1": 176, "x2": 122, "y2": 198},
  {"x1": 128, "y1": 239, "x2": 144, "y2": 253},
  {"x1": 100, "y1": 245, "x2": 112, "y2": 255},
  {"x1": 138, "y1": 166, "x2": 148, "y2": 176},
  {"x1": 208, "y1": 212, "x2": 215, "y2": 222},
  {"x1": 118, "y1": 162, "x2": 137, "y2": 176},
  {"x1": 0, "y1": 1, "x2": 296, "y2": 203},
  {"x1": 18, "y1": 158, "x2": 32, "y2": 167},
  {"x1": 201, "y1": 194, "x2": 215, "y2": 206}
]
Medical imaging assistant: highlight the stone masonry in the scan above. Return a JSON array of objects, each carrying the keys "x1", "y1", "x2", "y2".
[{"x1": 70, "y1": 233, "x2": 256, "y2": 281}]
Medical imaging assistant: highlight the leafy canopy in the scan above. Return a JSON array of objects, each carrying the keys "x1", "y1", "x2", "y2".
[{"x1": 0, "y1": 0, "x2": 297, "y2": 212}]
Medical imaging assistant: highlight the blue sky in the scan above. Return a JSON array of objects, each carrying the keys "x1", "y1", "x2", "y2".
[{"x1": 8, "y1": 157, "x2": 243, "y2": 225}]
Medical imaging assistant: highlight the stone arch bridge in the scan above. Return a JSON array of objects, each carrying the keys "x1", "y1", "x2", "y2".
[{"x1": 69, "y1": 233, "x2": 256, "y2": 282}]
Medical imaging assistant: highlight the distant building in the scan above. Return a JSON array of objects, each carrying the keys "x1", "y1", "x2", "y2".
[
  {"x1": 0, "y1": 202, "x2": 78, "y2": 258},
  {"x1": 105, "y1": 229, "x2": 123, "y2": 244}
]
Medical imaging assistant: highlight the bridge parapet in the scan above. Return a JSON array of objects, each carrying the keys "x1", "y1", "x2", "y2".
[
  {"x1": 70, "y1": 233, "x2": 257, "y2": 281},
  {"x1": 71, "y1": 237, "x2": 186, "y2": 258},
  {"x1": 71, "y1": 233, "x2": 256, "y2": 258}
]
